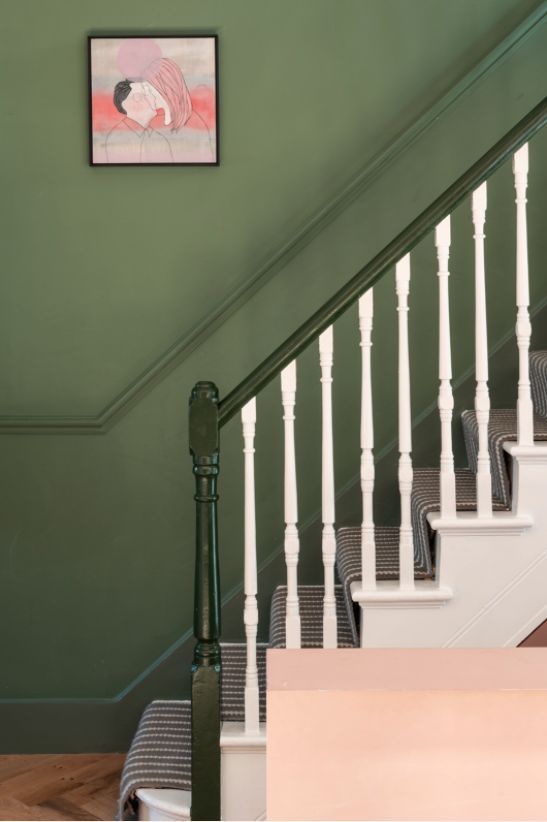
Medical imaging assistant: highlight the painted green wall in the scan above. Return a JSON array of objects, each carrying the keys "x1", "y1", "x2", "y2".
[
  {"x1": 0, "y1": 0, "x2": 546, "y2": 738},
  {"x1": 0, "y1": 0, "x2": 542, "y2": 418}
]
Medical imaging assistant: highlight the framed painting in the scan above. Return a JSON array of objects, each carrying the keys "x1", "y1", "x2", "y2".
[{"x1": 88, "y1": 35, "x2": 219, "y2": 166}]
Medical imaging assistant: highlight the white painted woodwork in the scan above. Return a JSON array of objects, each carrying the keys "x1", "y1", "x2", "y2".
[
  {"x1": 513, "y1": 144, "x2": 534, "y2": 446},
  {"x1": 354, "y1": 445, "x2": 547, "y2": 649},
  {"x1": 319, "y1": 326, "x2": 337, "y2": 648},
  {"x1": 281, "y1": 361, "x2": 301, "y2": 648},
  {"x1": 221, "y1": 722, "x2": 266, "y2": 821},
  {"x1": 359, "y1": 290, "x2": 376, "y2": 591},
  {"x1": 353, "y1": 579, "x2": 453, "y2": 607},
  {"x1": 472, "y1": 182, "x2": 493, "y2": 517},
  {"x1": 136, "y1": 722, "x2": 267, "y2": 822},
  {"x1": 136, "y1": 789, "x2": 191, "y2": 821},
  {"x1": 241, "y1": 398, "x2": 259, "y2": 734},
  {"x1": 396, "y1": 255, "x2": 415, "y2": 590},
  {"x1": 435, "y1": 216, "x2": 457, "y2": 518}
]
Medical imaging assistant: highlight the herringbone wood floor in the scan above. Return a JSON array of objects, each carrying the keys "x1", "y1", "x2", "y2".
[{"x1": 0, "y1": 755, "x2": 125, "y2": 821}]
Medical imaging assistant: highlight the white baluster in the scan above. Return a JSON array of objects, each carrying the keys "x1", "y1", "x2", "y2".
[
  {"x1": 472, "y1": 183, "x2": 493, "y2": 517},
  {"x1": 436, "y1": 216, "x2": 457, "y2": 518},
  {"x1": 359, "y1": 290, "x2": 376, "y2": 590},
  {"x1": 281, "y1": 361, "x2": 301, "y2": 648},
  {"x1": 319, "y1": 326, "x2": 337, "y2": 648},
  {"x1": 513, "y1": 144, "x2": 534, "y2": 446},
  {"x1": 242, "y1": 398, "x2": 259, "y2": 734},
  {"x1": 396, "y1": 255, "x2": 415, "y2": 590}
]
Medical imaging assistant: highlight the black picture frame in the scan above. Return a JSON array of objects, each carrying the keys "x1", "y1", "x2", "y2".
[{"x1": 88, "y1": 34, "x2": 219, "y2": 166}]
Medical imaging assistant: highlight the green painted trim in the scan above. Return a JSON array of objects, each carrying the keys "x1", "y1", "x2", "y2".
[
  {"x1": 1, "y1": 4, "x2": 545, "y2": 435},
  {"x1": 114, "y1": 627, "x2": 194, "y2": 702},
  {"x1": 1, "y1": 628, "x2": 195, "y2": 706},
  {"x1": 0, "y1": 417, "x2": 104, "y2": 436}
]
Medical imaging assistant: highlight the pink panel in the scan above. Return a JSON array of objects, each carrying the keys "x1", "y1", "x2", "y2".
[{"x1": 267, "y1": 648, "x2": 547, "y2": 820}]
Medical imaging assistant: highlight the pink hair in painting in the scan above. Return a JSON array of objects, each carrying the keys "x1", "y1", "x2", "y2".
[{"x1": 143, "y1": 58, "x2": 192, "y2": 130}]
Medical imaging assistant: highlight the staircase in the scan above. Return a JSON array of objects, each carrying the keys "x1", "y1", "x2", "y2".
[{"x1": 119, "y1": 98, "x2": 547, "y2": 820}]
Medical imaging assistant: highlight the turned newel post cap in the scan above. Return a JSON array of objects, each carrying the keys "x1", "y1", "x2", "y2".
[{"x1": 189, "y1": 381, "x2": 220, "y2": 456}]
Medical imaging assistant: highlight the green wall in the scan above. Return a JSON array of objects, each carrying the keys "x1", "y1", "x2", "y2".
[{"x1": 1, "y1": 0, "x2": 547, "y2": 750}]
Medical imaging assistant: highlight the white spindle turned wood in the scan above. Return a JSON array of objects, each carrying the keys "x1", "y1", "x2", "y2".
[
  {"x1": 396, "y1": 255, "x2": 415, "y2": 590},
  {"x1": 319, "y1": 326, "x2": 337, "y2": 648},
  {"x1": 472, "y1": 183, "x2": 493, "y2": 517},
  {"x1": 241, "y1": 398, "x2": 259, "y2": 734},
  {"x1": 281, "y1": 361, "x2": 301, "y2": 648},
  {"x1": 513, "y1": 144, "x2": 534, "y2": 447},
  {"x1": 435, "y1": 216, "x2": 457, "y2": 518},
  {"x1": 359, "y1": 290, "x2": 376, "y2": 590}
]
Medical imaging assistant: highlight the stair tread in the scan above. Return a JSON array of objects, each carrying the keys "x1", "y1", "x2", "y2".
[
  {"x1": 269, "y1": 584, "x2": 356, "y2": 649},
  {"x1": 412, "y1": 467, "x2": 509, "y2": 576},
  {"x1": 119, "y1": 641, "x2": 269, "y2": 816},
  {"x1": 119, "y1": 699, "x2": 192, "y2": 818},
  {"x1": 462, "y1": 408, "x2": 547, "y2": 508},
  {"x1": 336, "y1": 525, "x2": 430, "y2": 646},
  {"x1": 336, "y1": 470, "x2": 510, "y2": 618}
]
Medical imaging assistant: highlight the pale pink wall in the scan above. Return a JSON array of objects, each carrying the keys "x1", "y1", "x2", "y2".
[{"x1": 267, "y1": 648, "x2": 547, "y2": 821}]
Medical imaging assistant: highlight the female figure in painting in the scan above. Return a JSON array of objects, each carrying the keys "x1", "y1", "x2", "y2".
[{"x1": 142, "y1": 58, "x2": 214, "y2": 162}]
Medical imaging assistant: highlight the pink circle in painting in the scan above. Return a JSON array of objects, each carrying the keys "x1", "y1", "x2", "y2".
[{"x1": 117, "y1": 38, "x2": 163, "y2": 79}]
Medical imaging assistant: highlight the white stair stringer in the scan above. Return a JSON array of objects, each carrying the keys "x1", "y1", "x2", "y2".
[
  {"x1": 353, "y1": 445, "x2": 547, "y2": 648},
  {"x1": 220, "y1": 722, "x2": 266, "y2": 821}
]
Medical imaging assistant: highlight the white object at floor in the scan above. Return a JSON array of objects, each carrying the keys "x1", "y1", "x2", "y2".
[
  {"x1": 136, "y1": 788, "x2": 191, "y2": 821},
  {"x1": 136, "y1": 721, "x2": 266, "y2": 821}
]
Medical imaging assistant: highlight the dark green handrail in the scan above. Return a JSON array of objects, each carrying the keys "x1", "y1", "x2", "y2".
[{"x1": 218, "y1": 95, "x2": 547, "y2": 427}]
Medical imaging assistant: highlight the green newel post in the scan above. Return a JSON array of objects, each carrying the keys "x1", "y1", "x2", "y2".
[{"x1": 189, "y1": 381, "x2": 221, "y2": 821}]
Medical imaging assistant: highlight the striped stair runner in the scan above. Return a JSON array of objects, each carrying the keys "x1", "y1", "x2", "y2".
[
  {"x1": 461, "y1": 409, "x2": 547, "y2": 508},
  {"x1": 268, "y1": 584, "x2": 356, "y2": 649},
  {"x1": 411, "y1": 467, "x2": 510, "y2": 573},
  {"x1": 119, "y1": 644, "x2": 268, "y2": 819},
  {"x1": 531, "y1": 351, "x2": 547, "y2": 418},
  {"x1": 120, "y1": 700, "x2": 191, "y2": 819},
  {"x1": 335, "y1": 525, "x2": 430, "y2": 646},
  {"x1": 119, "y1": 350, "x2": 547, "y2": 819}
]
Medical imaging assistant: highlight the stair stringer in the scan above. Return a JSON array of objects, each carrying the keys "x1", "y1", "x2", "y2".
[{"x1": 354, "y1": 446, "x2": 547, "y2": 648}]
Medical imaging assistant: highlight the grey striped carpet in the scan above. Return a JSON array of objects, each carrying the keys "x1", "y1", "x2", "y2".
[
  {"x1": 531, "y1": 351, "x2": 547, "y2": 418},
  {"x1": 119, "y1": 700, "x2": 191, "y2": 820},
  {"x1": 220, "y1": 642, "x2": 267, "y2": 722},
  {"x1": 411, "y1": 467, "x2": 509, "y2": 574},
  {"x1": 269, "y1": 584, "x2": 356, "y2": 648},
  {"x1": 462, "y1": 409, "x2": 547, "y2": 508},
  {"x1": 119, "y1": 643, "x2": 267, "y2": 819},
  {"x1": 336, "y1": 526, "x2": 430, "y2": 647}
]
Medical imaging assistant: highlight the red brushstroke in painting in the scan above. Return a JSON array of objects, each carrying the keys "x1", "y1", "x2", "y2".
[
  {"x1": 91, "y1": 87, "x2": 216, "y2": 133},
  {"x1": 189, "y1": 86, "x2": 216, "y2": 130},
  {"x1": 92, "y1": 93, "x2": 120, "y2": 132}
]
